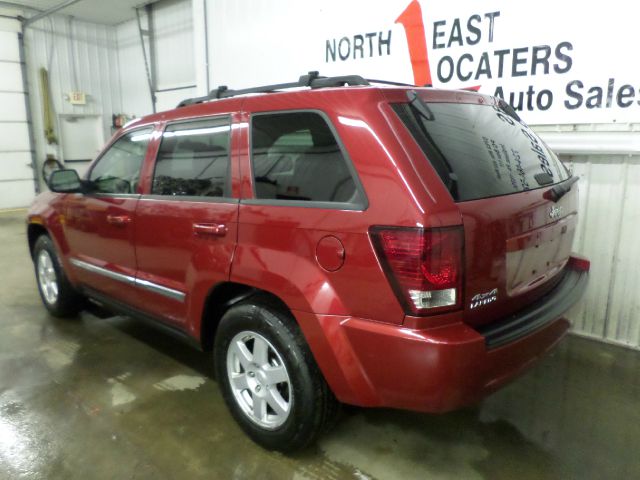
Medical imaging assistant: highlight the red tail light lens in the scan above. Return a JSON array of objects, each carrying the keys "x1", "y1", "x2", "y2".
[{"x1": 370, "y1": 226, "x2": 464, "y2": 315}]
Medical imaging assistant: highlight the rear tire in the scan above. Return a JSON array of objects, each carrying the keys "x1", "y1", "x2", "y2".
[
  {"x1": 33, "y1": 235, "x2": 84, "y2": 317},
  {"x1": 214, "y1": 297, "x2": 338, "y2": 452}
]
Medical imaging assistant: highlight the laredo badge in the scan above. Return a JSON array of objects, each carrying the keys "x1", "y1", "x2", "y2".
[{"x1": 470, "y1": 288, "x2": 498, "y2": 309}]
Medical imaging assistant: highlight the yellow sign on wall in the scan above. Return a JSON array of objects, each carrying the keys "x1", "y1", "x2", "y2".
[{"x1": 68, "y1": 91, "x2": 86, "y2": 105}]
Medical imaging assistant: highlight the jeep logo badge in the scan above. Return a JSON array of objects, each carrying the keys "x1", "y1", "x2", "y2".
[{"x1": 549, "y1": 205, "x2": 563, "y2": 219}]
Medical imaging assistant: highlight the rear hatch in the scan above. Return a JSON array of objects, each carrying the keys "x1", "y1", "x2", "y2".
[{"x1": 392, "y1": 94, "x2": 577, "y2": 327}]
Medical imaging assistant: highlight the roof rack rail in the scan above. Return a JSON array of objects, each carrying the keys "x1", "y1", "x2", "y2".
[
  {"x1": 365, "y1": 79, "x2": 416, "y2": 87},
  {"x1": 177, "y1": 71, "x2": 372, "y2": 108}
]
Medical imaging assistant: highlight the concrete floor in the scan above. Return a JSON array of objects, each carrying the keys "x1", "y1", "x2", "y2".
[{"x1": 1, "y1": 209, "x2": 638, "y2": 480}]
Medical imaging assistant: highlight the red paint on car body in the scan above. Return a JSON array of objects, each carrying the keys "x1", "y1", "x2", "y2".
[{"x1": 27, "y1": 84, "x2": 589, "y2": 413}]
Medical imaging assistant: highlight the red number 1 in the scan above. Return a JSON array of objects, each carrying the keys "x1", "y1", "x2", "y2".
[{"x1": 395, "y1": 0, "x2": 432, "y2": 86}]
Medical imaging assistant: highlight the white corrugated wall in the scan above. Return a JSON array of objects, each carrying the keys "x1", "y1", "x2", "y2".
[
  {"x1": 152, "y1": 0, "x2": 196, "y2": 111},
  {"x1": 115, "y1": 16, "x2": 152, "y2": 117},
  {"x1": 152, "y1": 0, "x2": 195, "y2": 88},
  {"x1": 23, "y1": 0, "x2": 194, "y2": 192},
  {"x1": 566, "y1": 155, "x2": 640, "y2": 348},
  {"x1": 537, "y1": 125, "x2": 640, "y2": 349},
  {"x1": 24, "y1": 15, "x2": 122, "y2": 189},
  {"x1": 116, "y1": 0, "x2": 195, "y2": 115}
]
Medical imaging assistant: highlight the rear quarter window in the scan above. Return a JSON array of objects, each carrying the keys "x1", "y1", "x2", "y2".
[
  {"x1": 393, "y1": 101, "x2": 570, "y2": 202},
  {"x1": 250, "y1": 111, "x2": 365, "y2": 207}
]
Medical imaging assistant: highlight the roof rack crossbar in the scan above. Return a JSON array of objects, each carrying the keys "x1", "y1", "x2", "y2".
[{"x1": 177, "y1": 72, "x2": 371, "y2": 108}]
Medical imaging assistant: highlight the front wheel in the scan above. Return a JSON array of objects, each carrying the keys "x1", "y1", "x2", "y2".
[
  {"x1": 214, "y1": 298, "x2": 338, "y2": 452},
  {"x1": 33, "y1": 235, "x2": 83, "y2": 317}
]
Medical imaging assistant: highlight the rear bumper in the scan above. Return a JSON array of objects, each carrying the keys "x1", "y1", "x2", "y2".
[
  {"x1": 476, "y1": 257, "x2": 589, "y2": 349},
  {"x1": 296, "y1": 256, "x2": 589, "y2": 413}
]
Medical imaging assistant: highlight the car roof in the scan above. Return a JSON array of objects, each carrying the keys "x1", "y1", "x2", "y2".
[{"x1": 123, "y1": 84, "x2": 494, "y2": 131}]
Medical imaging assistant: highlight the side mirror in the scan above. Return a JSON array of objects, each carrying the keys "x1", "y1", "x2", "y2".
[{"x1": 48, "y1": 169, "x2": 83, "y2": 193}]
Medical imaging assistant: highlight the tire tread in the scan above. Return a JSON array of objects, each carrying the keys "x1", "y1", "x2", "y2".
[
  {"x1": 214, "y1": 294, "x2": 339, "y2": 452},
  {"x1": 33, "y1": 235, "x2": 84, "y2": 317}
]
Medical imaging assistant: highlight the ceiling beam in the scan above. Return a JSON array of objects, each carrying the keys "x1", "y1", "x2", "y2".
[
  {"x1": 23, "y1": 0, "x2": 85, "y2": 27},
  {"x1": 0, "y1": 1, "x2": 41, "y2": 11}
]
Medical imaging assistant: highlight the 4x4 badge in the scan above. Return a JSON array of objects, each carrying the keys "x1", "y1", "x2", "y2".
[{"x1": 470, "y1": 288, "x2": 498, "y2": 309}]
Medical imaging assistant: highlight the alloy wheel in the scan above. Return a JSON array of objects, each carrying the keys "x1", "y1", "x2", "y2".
[
  {"x1": 37, "y1": 250, "x2": 59, "y2": 305},
  {"x1": 226, "y1": 330, "x2": 292, "y2": 429}
]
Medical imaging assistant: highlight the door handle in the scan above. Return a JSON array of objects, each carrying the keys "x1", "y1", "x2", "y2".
[
  {"x1": 193, "y1": 223, "x2": 228, "y2": 237},
  {"x1": 106, "y1": 214, "x2": 131, "y2": 227}
]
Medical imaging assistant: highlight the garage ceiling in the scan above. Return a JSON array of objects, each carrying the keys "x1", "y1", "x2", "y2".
[{"x1": 9, "y1": 0, "x2": 151, "y2": 25}]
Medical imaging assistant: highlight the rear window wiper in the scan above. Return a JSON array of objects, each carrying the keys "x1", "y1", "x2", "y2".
[
  {"x1": 402, "y1": 94, "x2": 458, "y2": 195},
  {"x1": 534, "y1": 172, "x2": 554, "y2": 186},
  {"x1": 497, "y1": 98, "x2": 522, "y2": 123},
  {"x1": 407, "y1": 90, "x2": 434, "y2": 121},
  {"x1": 543, "y1": 175, "x2": 579, "y2": 202}
]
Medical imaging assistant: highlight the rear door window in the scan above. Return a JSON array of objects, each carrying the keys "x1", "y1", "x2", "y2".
[
  {"x1": 392, "y1": 101, "x2": 570, "y2": 202},
  {"x1": 250, "y1": 111, "x2": 364, "y2": 207},
  {"x1": 152, "y1": 117, "x2": 230, "y2": 197}
]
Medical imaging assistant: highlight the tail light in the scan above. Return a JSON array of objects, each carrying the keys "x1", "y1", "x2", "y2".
[{"x1": 370, "y1": 226, "x2": 464, "y2": 315}]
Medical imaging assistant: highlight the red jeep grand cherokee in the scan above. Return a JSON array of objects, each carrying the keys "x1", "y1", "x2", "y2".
[{"x1": 27, "y1": 73, "x2": 589, "y2": 452}]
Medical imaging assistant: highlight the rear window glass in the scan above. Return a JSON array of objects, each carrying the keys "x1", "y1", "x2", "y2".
[
  {"x1": 251, "y1": 111, "x2": 362, "y2": 205},
  {"x1": 392, "y1": 101, "x2": 569, "y2": 202}
]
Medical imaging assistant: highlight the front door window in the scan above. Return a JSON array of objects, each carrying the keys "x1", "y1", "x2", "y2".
[{"x1": 88, "y1": 128, "x2": 153, "y2": 194}]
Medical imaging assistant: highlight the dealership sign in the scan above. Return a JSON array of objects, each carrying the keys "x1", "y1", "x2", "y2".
[{"x1": 323, "y1": 0, "x2": 640, "y2": 124}]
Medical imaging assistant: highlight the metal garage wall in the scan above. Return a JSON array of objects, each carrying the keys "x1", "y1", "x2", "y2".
[
  {"x1": 534, "y1": 125, "x2": 640, "y2": 350},
  {"x1": 24, "y1": 15, "x2": 122, "y2": 190},
  {"x1": 562, "y1": 153, "x2": 640, "y2": 349},
  {"x1": 115, "y1": 16, "x2": 153, "y2": 117},
  {"x1": 152, "y1": 0, "x2": 196, "y2": 111},
  {"x1": 0, "y1": 17, "x2": 36, "y2": 209},
  {"x1": 116, "y1": 0, "x2": 195, "y2": 116}
]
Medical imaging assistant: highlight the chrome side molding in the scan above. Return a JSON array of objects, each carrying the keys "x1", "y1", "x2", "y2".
[
  {"x1": 70, "y1": 258, "x2": 186, "y2": 302},
  {"x1": 135, "y1": 278, "x2": 186, "y2": 302}
]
